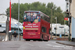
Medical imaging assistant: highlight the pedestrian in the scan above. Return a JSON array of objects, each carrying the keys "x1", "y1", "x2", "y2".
[{"x1": 13, "y1": 31, "x2": 18, "y2": 41}]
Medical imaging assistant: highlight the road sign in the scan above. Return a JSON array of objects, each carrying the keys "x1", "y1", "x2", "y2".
[{"x1": 64, "y1": 18, "x2": 69, "y2": 21}]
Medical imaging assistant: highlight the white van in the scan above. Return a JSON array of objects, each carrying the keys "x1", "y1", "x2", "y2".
[
  {"x1": 0, "y1": 23, "x2": 23, "y2": 36},
  {"x1": 0, "y1": 24, "x2": 6, "y2": 33},
  {"x1": 50, "y1": 24, "x2": 69, "y2": 36}
]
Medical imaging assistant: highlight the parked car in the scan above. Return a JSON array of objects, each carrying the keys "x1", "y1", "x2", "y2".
[{"x1": 0, "y1": 24, "x2": 6, "y2": 33}]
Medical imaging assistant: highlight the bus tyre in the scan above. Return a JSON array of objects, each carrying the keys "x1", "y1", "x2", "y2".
[
  {"x1": 33, "y1": 39, "x2": 36, "y2": 41},
  {"x1": 25, "y1": 39, "x2": 30, "y2": 41}
]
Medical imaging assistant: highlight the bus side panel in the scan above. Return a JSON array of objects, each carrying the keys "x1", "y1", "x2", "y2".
[{"x1": 40, "y1": 19, "x2": 50, "y2": 40}]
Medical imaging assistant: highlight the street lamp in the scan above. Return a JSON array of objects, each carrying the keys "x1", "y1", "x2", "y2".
[
  {"x1": 18, "y1": 0, "x2": 20, "y2": 40},
  {"x1": 51, "y1": 7, "x2": 53, "y2": 39},
  {"x1": 55, "y1": 17, "x2": 57, "y2": 24},
  {"x1": 55, "y1": 17, "x2": 57, "y2": 38},
  {"x1": 51, "y1": 5, "x2": 54, "y2": 39}
]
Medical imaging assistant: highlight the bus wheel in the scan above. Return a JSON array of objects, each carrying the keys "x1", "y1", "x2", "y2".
[
  {"x1": 25, "y1": 39, "x2": 30, "y2": 41},
  {"x1": 33, "y1": 39, "x2": 36, "y2": 41},
  {"x1": 38, "y1": 39, "x2": 42, "y2": 41},
  {"x1": 44, "y1": 40, "x2": 48, "y2": 42}
]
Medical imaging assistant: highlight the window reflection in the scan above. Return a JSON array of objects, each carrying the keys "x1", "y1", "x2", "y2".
[{"x1": 24, "y1": 13, "x2": 40, "y2": 22}]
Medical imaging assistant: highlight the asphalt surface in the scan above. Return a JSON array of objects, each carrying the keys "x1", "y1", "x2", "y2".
[
  {"x1": 0, "y1": 40, "x2": 75, "y2": 50},
  {"x1": 0, "y1": 35, "x2": 5, "y2": 41},
  {"x1": 0, "y1": 35, "x2": 75, "y2": 50},
  {"x1": 56, "y1": 41, "x2": 75, "y2": 47}
]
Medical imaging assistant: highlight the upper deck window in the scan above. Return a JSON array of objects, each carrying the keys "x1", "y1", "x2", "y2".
[
  {"x1": 40, "y1": 13, "x2": 50, "y2": 22},
  {"x1": 23, "y1": 12, "x2": 40, "y2": 22}
]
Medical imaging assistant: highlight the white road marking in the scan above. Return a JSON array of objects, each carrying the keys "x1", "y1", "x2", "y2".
[
  {"x1": 63, "y1": 46, "x2": 73, "y2": 49},
  {"x1": 38, "y1": 46, "x2": 42, "y2": 47},
  {"x1": 47, "y1": 44, "x2": 73, "y2": 49},
  {"x1": 47, "y1": 44, "x2": 53, "y2": 46},
  {"x1": 53, "y1": 45, "x2": 65, "y2": 47},
  {"x1": 26, "y1": 43, "x2": 34, "y2": 46}
]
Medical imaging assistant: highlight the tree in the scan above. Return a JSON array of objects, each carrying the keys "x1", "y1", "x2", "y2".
[{"x1": 6, "y1": 2, "x2": 64, "y2": 24}]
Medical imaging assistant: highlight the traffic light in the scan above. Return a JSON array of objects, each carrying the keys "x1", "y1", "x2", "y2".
[
  {"x1": 66, "y1": 9, "x2": 69, "y2": 14},
  {"x1": 0, "y1": 25, "x2": 1, "y2": 27},
  {"x1": 65, "y1": 0, "x2": 70, "y2": 14},
  {"x1": 69, "y1": 0, "x2": 72, "y2": 3},
  {"x1": 69, "y1": 16, "x2": 71, "y2": 23}
]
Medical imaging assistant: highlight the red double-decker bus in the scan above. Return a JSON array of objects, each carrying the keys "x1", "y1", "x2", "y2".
[{"x1": 23, "y1": 11, "x2": 50, "y2": 41}]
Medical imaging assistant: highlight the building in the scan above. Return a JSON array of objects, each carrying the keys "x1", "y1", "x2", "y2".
[
  {"x1": 0, "y1": 14, "x2": 22, "y2": 32},
  {"x1": 70, "y1": 0, "x2": 75, "y2": 41},
  {"x1": 0, "y1": 14, "x2": 22, "y2": 26}
]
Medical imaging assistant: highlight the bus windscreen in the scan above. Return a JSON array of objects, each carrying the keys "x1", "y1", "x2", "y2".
[{"x1": 23, "y1": 12, "x2": 40, "y2": 22}]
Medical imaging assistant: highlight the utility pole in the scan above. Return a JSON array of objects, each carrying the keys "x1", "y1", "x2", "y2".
[
  {"x1": 5, "y1": 11, "x2": 9, "y2": 41},
  {"x1": 64, "y1": 20, "x2": 65, "y2": 38},
  {"x1": 65, "y1": 0, "x2": 71, "y2": 41},
  {"x1": 68, "y1": 0, "x2": 71, "y2": 41},
  {"x1": 55, "y1": 17, "x2": 57, "y2": 38},
  {"x1": 18, "y1": 0, "x2": 20, "y2": 40},
  {"x1": 64, "y1": 14, "x2": 66, "y2": 38},
  {"x1": 51, "y1": 8, "x2": 52, "y2": 39}
]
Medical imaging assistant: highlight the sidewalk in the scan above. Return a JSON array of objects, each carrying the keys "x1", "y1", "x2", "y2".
[
  {"x1": 0, "y1": 35, "x2": 24, "y2": 41},
  {"x1": 56, "y1": 41, "x2": 75, "y2": 47}
]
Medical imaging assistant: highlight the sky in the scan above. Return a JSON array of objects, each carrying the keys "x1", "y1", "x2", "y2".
[{"x1": 0, "y1": 0, "x2": 66, "y2": 14}]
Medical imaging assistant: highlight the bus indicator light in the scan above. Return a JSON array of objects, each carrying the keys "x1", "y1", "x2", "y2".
[
  {"x1": 23, "y1": 27, "x2": 25, "y2": 29},
  {"x1": 38, "y1": 33, "x2": 40, "y2": 34},
  {"x1": 23, "y1": 33, "x2": 25, "y2": 34}
]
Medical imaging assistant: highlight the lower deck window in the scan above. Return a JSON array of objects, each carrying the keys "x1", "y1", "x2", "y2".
[{"x1": 42, "y1": 27, "x2": 46, "y2": 33}]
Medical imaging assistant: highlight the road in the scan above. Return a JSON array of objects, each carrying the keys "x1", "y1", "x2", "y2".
[{"x1": 0, "y1": 40, "x2": 75, "y2": 50}]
